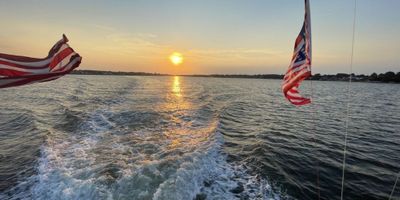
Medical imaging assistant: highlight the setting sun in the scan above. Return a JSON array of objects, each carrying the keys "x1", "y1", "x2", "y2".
[{"x1": 169, "y1": 52, "x2": 183, "y2": 66}]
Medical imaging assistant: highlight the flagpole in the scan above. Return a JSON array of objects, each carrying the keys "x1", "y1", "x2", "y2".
[
  {"x1": 306, "y1": 0, "x2": 321, "y2": 198},
  {"x1": 309, "y1": 79, "x2": 321, "y2": 200}
]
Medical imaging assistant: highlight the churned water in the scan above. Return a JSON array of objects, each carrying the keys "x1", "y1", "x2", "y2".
[{"x1": 0, "y1": 75, "x2": 399, "y2": 200}]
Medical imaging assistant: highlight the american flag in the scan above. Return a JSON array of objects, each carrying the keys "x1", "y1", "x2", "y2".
[
  {"x1": 282, "y1": 0, "x2": 312, "y2": 106},
  {"x1": 0, "y1": 34, "x2": 82, "y2": 89}
]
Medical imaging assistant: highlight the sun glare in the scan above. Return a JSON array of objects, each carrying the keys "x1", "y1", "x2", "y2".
[{"x1": 169, "y1": 52, "x2": 183, "y2": 66}]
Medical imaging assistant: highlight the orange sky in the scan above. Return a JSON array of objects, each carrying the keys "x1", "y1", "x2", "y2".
[{"x1": 0, "y1": 0, "x2": 399, "y2": 74}]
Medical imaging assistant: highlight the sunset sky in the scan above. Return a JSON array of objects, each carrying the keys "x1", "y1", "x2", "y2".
[{"x1": 0, "y1": 0, "x2": 399, "y2": 75}]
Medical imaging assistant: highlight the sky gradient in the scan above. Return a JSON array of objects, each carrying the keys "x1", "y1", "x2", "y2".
[{"x1": 0, "y1": 0, "x2": 399, "y2": 75}]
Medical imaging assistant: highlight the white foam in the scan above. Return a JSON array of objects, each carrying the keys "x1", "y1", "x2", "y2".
[
  {"x1": 3, "y1": 109, "x2": 285, "y2": 200},
  {"x1": 150, "y1": 132, "x2": 282, "y2": 200}
]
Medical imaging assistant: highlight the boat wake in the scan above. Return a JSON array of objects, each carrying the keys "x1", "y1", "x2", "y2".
[
  {"x1": 1, "y1": 77, "x2": 287, "y2": 200},
  {"x1": 2, "y1": 110, "x2": 280, "y2": 200}
]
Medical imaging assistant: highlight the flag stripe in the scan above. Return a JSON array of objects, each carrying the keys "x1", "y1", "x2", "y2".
[
  {"x1": 0, "y1": 58, "x2": 80, "y2": 88},
  {"x1": 49, "y1": 48, "x2": 75, "y2": 69},
  {"x1": 0, "y1": 44, "x2": 70, "y2": 68},
  {"x1": 0, "y1": 35, "x2": 81, "y2": 89}
]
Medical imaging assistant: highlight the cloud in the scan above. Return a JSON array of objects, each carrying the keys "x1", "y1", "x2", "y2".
[
  {"x1": 82, "y1": 27, "x2": 166, "y2": 60},
  {"x1": 187, "y1": 48, "x2": 284, "y2": 60},
  {"x1": 92, "y1": 24, "x2": 117, "y2": 32},
  {"x1": 0, "y1": 39, "x2": 12, "y2": 51}
]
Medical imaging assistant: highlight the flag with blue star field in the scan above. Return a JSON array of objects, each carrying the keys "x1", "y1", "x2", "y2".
[{"x1": 282, "y1": 0, "x2": 312, "y2": 106}]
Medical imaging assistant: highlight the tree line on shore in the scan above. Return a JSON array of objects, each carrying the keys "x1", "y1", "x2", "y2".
[
  {"x1": 71, "y1": 70, "x2": 167, "y2": 76},
  {"x1": 71, "y1": 70, "x2": 400, "y2": 83},
  {"x1": 189, "y1": 71, "x2": 400, "y2": 83},
  {"x1": 311, "y1": 71, "x2": 400, "y2": 83}
]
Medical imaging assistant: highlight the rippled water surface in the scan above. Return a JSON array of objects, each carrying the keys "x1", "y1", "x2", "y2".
[{"x1": 0, "y1": 75, "x2": 399, "y2": 200}]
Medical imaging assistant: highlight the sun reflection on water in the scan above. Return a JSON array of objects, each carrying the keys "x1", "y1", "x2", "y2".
[
  {"x1": 160, "y1": 75, "x2": 189, "y2": 112},
  {"x1": 151, "y1": 76, "x2": 218, "y2": 154},
  {"x1": 172, "y1": 76, "x2": 182, "y2": 97}
]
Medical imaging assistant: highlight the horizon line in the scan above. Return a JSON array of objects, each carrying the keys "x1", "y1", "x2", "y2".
[{"x1": 73, "y1": 69, "x2": 399, "y2": 76}]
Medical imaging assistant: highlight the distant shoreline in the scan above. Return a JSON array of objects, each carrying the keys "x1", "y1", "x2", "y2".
[{"x1": 71, "y1": 70, "x2": 400, "y2": 83}]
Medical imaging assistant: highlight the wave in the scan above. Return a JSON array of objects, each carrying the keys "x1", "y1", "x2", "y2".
[
  {"x1": 1, "y1": 110, "x2": 281, "y2": 200},
  {"x1": 0, "y1": 76, "x2": 297, "y2": 200}
]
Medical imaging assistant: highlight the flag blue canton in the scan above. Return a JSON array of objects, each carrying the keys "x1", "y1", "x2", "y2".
[{"x1": 295, "y1": 44, "x2": 307, "y2": 63}]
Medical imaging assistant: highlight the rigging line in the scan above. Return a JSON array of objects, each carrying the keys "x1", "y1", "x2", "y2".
[
  {"x1": 340, "y1": 0, "x2": 357, "y2": 200},
  {"x1": 308, "y1": 1, "x2": 320, "y2": 198},
  {"x1": 310, "y1": 79, "x2": 321, "y2": 200},
  {"x1": 389, "y1": 172, "x2": 400, "y2": 200}
]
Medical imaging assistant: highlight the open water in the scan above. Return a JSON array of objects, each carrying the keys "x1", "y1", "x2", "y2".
[{"x1": 0, "y1": 75, "x2": 399, "y2": 199}]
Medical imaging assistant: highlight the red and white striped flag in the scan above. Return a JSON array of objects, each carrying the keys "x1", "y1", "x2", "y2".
[
  {"x1": 0, "y1": 34, "x2": 82, "y2": 89},
  {"x1": 282, "y1": 0, "x2": 312, "y2": 106}
]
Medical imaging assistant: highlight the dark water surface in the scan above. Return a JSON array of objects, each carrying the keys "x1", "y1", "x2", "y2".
[{"x1": 0, "y1": 75, "x2": 399, "y2": 200}]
